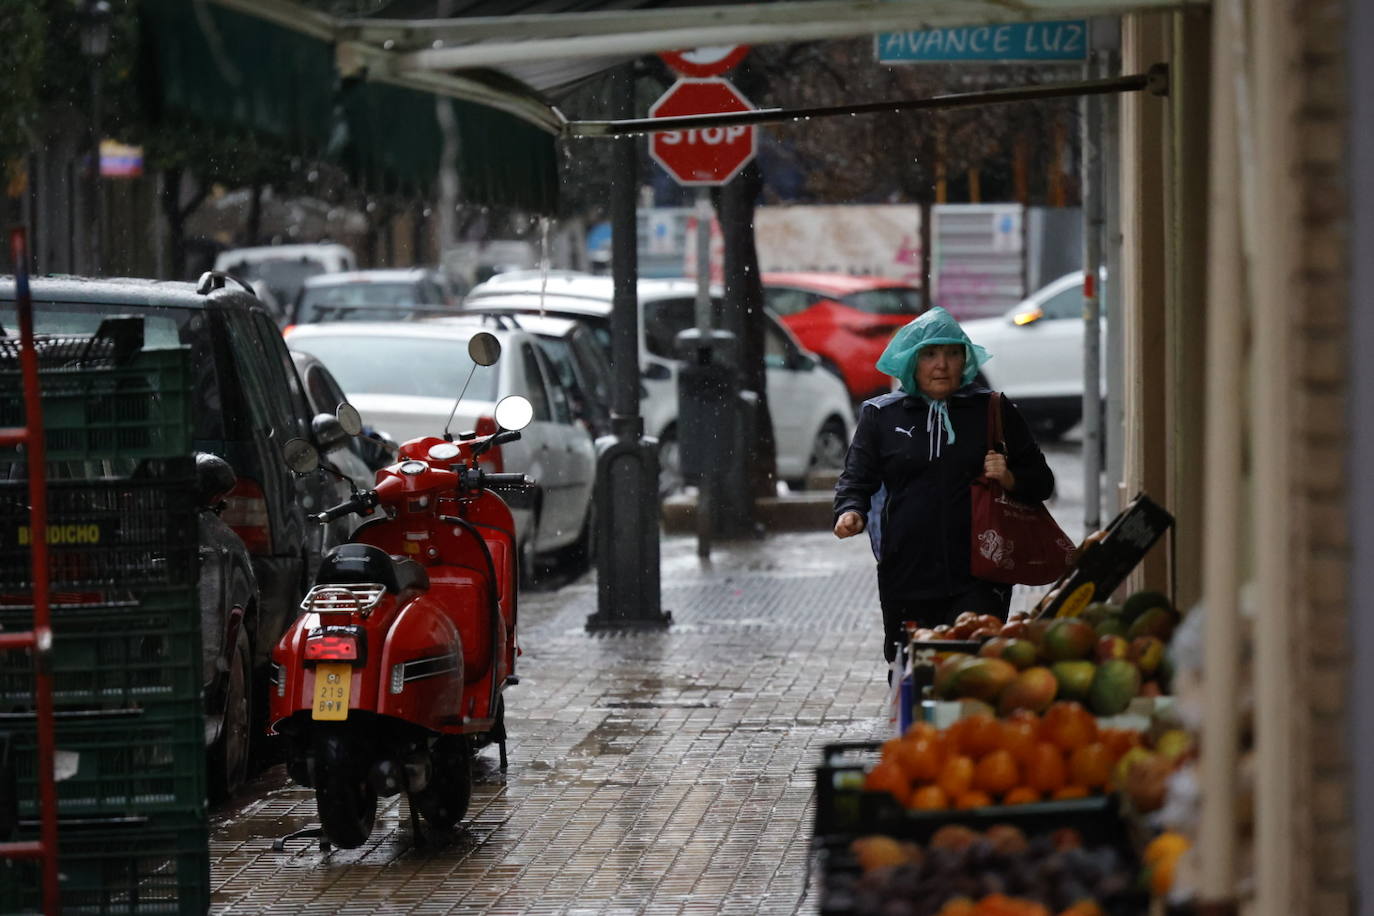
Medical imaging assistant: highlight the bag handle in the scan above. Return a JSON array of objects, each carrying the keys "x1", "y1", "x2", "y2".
[{"x1": 987, "y1": 391, "x2": 1006, "y2": 454}]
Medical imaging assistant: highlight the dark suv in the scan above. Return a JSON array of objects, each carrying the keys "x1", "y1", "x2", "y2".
[{"x1": 0, "y1": 274, "x2": 350, "y2": 791}]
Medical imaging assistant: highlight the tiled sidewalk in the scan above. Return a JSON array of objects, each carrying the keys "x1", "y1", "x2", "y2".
[{"x1": 208, "y1": 530, "x2": 889, "y2": 915}]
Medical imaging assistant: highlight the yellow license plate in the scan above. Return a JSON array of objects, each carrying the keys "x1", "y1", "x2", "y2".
[{"x1": 312, "y1": 663, "x2": 352, "y2": 721}]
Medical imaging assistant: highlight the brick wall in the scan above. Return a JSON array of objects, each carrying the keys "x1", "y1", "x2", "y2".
[{"x1": 1291, "y1": 0, "x2": 1351, "y2": 910}]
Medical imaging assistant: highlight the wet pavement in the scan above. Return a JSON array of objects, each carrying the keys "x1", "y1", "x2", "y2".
[{"x1": 208, "y1": 443, "x2": 1085, "y2": 915}]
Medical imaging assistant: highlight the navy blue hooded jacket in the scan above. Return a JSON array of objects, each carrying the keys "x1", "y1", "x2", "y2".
[{"x1": 833, "y1": 385, "x2": 1055, "y2": 604}]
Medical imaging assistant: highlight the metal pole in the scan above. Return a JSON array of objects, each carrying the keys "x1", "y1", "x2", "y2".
[
  {"x1": 1081, "y1": 53, "x2": 1104, "y2": 535},
  {"x1": 88, "y1": 61, "x2": 102, "y2": 277},
  {"x1": 693, "y1": 188, "x2": 713, "y2": 558}
]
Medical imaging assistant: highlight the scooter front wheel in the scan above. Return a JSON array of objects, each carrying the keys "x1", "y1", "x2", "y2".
[
  {"x1": 314, "y1": 726, "x2": 378, "y2": 849},
  {"x1": 414, "y1": 735, "x2": 472, "y2": 830}
]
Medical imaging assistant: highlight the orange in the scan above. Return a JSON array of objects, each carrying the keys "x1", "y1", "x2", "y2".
[
  {"x1": 903, "y1": 721, "x2": 939, "y2": 743},
  {"x1": 908, "y1": 784, "x2": 949, "y2": 810},
  {"x1": 1068, "y1": 742, "x2": 1114, "y2": 790},
  {"x1": 1051, "y1": 785, "x2": 1091, "y2": 800},
  {"x1": 907, "y1": 737, "x2": 945, "y2": 782},
  {"x1": 937, "y1": 754, "x2": 976, "y2": 800},
  {"x1": 954, "y1": 789, "x2": 993, "y2": 809},
  {"x1": 863, "y1": 760, "x2": 911, "y2": 805},
  {"x1": 973, "y1": 749, "x2": 1020, "y2": 797},
  {"x1": 1100, "y1": 727, "x2": 1144, "y2": 761},
  {"x1": 1003, "y1": 785, "x2": 1041, "y2": 805},
  {"x1": 935, "y1": 899, "x2": 977, "y2": 916},
  {"x1": 1042, "y1": 701, "x2": 1099, "y2": 753},
  {"x1": 960, "y1": 714, "x2": 1003, "y2": 758},
  {"x1": 1060, "y1": 902, "x2": 1105, "y2": 916},
  {"x1": 1000, "y1": 716, "x2": 1040, "y2": 767},
  {"x1": 1024, "y1": 741, "x2": 1068, "y2": 795}
]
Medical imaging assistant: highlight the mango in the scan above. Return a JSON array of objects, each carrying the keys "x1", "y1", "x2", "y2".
[
  {"x1": 1094, "y1": 616, "x2": 1129, "y2": 638},
  {"x1": 999, "y1": 639, "x2": 1039, "y2": 670},
  {"x1": 997, "y1": 666, "x2": 1058, "y2": 716},
  {"x1": 1095, "y1": 634, "x2": 1130, "y2": 662},
  {"x1": 1129, "y1": 636, "x2": 1167, "y2": 676},
  {"x1": 933, "y1": 654, "x2": 978, "y2": 699},
  {"x1": 1121, "y1": 589, "x2": 1172, "y2": 624},
  {"x1": 1088, "y1": 659, "x2": 1142, "y2": 716},
  {"x1": 946, "y1": 657, "x2": 1019, "y2": 703},
  {"x1": 1042, "y1": 618, "x2": 1097, "y2": 661},
  {"x1": 1127, "y1": 607, "x2": 1180, "y2": 642},
  {"x1": 1051, "y1": 660, "x2": 1096, "y2": 703}
]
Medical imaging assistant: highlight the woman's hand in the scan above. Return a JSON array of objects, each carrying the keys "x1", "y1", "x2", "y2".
[
  {"x1": 984, "y1": 451, "x2": 1016, "y2": 490},
  {"x1": 834, "y1": 510, "x2": 866, "y2": 539}
]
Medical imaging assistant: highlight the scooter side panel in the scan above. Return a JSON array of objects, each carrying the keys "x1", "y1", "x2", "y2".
[{"x1": 375, "y1": 595, "x2": 464, "y2": 728}]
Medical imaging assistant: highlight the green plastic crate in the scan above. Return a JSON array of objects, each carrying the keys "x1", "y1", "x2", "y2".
[
  {"x1": 0, "y1": 615, "x2": 201, "y2": 711},
  {"x1": 0, "y1": 347, "x2": 192, "y2": 462},
  {"x1": 7, "y1": 705, "x2": 205, "y2": 821},
  {"x1": 0, "y1": 815, "x2": 209, "y2": 914}
]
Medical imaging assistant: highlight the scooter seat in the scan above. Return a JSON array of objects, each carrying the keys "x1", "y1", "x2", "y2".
[{"x1": 389, "y1": 556, "x2": 431, "y2": 594}]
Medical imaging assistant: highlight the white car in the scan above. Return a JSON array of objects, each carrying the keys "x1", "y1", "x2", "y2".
[
  {"x1": 959, "y1": 271, "x2": 1103, "y2": 439},
  {"x1": 463, "y1": 271, "x2": 856, "y2": 490},
  {"x1": 284, "y1": 321, "x2": 596, "y2": 570}
]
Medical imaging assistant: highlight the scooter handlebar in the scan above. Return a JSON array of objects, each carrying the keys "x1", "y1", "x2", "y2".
[
  {"x1": 312, "y1": 490, "x2": 379, "y2": 523},
  {"x1": 483, "y1": 472, "x2": 534, "y2": 488}
]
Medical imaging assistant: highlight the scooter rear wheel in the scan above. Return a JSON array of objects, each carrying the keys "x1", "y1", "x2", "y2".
[
  {"x1": 314, "y1": 727, "x2": 378, "y2": 849},
  {"x1": 414, "y1": 735, "x2": 472, "y2": 830}
]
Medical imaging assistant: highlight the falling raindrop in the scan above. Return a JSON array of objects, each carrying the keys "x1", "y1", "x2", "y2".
[{"x1": 383, "y1": 39, "x2": 395, "y2": 51}]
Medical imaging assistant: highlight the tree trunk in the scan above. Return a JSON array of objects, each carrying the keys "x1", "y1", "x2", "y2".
[{"x1": 716, "y1": 160, "x2": 777, "y2": 501}]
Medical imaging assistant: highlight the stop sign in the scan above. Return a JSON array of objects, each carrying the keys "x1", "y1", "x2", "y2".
[{"x1": 649, "y1": 79, "x2": 757, "y2": 187}]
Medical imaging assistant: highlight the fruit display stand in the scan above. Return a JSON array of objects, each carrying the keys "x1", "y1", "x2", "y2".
[{"x1": 812, "y1": 735, "x2": 1149, "y2": 916}]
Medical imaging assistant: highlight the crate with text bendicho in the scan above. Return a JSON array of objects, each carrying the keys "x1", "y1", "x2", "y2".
[{"x1": 1033, "y1": 493, "x2": 1174, "y2": 620}]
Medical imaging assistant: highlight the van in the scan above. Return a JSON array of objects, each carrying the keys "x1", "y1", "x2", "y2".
[{"x1": 213, "y1": 243, "x2": 358, "y2": 321}]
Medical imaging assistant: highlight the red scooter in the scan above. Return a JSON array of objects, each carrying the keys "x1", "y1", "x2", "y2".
[{"x1": 270, "y1": 333, "x2": 534, "y2": 850}]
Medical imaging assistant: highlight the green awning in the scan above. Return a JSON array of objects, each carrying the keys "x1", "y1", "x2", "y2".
[{"x1": 138, "y1": 0, "x2": 558, "y2": 211}]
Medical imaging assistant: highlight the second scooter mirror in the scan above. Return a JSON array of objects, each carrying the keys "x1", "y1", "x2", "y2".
[
  {"x1": 335, "y1": 403, "x2": 363, "y2": 437},
  {"x1": 468, "y1": 332, "x2": 502, "y2": 367},
  {"x1": 494, "y1": 395, "x2": 534, "y2": 432}
]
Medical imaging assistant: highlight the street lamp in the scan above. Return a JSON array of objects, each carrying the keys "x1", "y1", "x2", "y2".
[{"x1": 79, "y1": 0, "x2": 111, "y2": 275}]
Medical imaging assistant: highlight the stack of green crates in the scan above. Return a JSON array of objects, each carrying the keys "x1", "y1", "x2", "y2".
[{"x1": 0, "y1": 339, "x2": 209, "y2": 914}]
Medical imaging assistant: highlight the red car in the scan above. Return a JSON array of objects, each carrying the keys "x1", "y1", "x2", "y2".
[{"x1": 762, "y1": 272, "x2": 927, "y2": 402}]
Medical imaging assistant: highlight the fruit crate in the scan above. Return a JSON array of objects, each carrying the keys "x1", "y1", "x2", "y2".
[
  {"x1": 0, "y1": 466, "x2": 198, "y2": 593},
  {"x1": 0, "y1": 610, "x2": 200, "y2": 711},
  {"x1": 814, "y1": 742, "x2": 1146, "y2": 915},
  {"x1": 0, "y1": 344, "x2": 192, "y2": 463},
  {"x1": 0, "y1": 814, "x2": 209, "y2": 914},
  {"x1": 4, "y1": 704, "x2": 205, "y2": 821},
  {"x1": 813, "y1": 742, "x2": 1129, "y2": 849}
]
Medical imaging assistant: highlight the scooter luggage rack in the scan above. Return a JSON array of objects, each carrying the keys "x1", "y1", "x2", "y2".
[{"x1": 299, "y1": 584, "x2": 385, "y2": 616}]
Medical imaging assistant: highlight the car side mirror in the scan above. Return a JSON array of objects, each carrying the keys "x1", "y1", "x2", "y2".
[
  {"x1": 311, "y1": 413, "x2": 350, "y2": 453},
  {"x1": 642, "y1": 362, "x2": 671, "y2": 382},
  {"x1": 194, "y1": 452, "x2": 237, "y2": 507}
]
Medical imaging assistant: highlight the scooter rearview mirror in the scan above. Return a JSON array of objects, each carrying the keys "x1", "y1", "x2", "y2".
[
  {"x1": 336, "y1": 402, "x2": 363, "y2": 436},
  {"x1": 468, "y1": 332, "x2": 502, "y2": 366},
  {"x1": 494, "y1": 395, "x2": 534, "y2": 432},
  {"x1": 283, "y1": 437, "x2": 321, "y2": 474}
]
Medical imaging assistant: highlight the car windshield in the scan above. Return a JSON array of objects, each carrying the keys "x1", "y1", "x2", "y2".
[
  {"x1": 0, "y1": 300, "x2": 225, "y2": 439},
  {"x1": 289, "y1": 334, "x2": 499, "y2": 401},
  {"x1": 840, "y1": 288, "x2": 924, "y2": 315},
  {"x1": 296, "y1": 282, "x2": 431, "y2": 323}
]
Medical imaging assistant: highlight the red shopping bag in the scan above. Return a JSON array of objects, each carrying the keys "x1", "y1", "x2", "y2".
[{"x1": 970, "y1": 393, "x2": 1076, "y2": 586}]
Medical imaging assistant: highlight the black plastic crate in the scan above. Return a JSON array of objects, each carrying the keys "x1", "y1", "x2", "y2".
[
  {"x1": 814, "y1": 742, "x2": 1127, "y2": 848},
  {"x1": 0, "y1": 585, "x2": 200, "y2": 635},
  {"x1": 0, "y1": 614, "x2": 200, "y2": 712},
  {"x1": 0, "y1": 814, "x2": 209, "y2": 914},
  {"x1": 0, "y1": 470, "x2": 198, "y2": 592},
  {"x1": 6, "y1": 705, "x2": 204, "y2": 821},
  {"x1": 0, "y1": 346, "x2": 192, "y2": 463}
]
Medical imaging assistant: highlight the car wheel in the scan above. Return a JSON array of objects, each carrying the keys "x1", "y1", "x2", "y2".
[
  {"x1": 209, "y1": 624, "x2": 252, "y2": 801},
  {"x1": 519, "y1": 533, "x2": 538, "y2": 590},
  {"x1": 809, "y1": 417, "x2": 849, "y2": 472},
  {"x1": 657, "y1": 428, "x2": 683, "y2": 498}
]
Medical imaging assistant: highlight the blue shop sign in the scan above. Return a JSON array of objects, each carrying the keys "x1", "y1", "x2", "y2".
[{"x1": 876, "y1": 20, "x2": 1089, "y2": 64}]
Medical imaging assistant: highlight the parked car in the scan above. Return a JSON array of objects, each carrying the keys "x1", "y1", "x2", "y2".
[
  {"x1": 761, "y1": 272, "x2": 926, "y2": 402},
  {"x1": 289, "y1": 268, "x2": 455, "y2": 326},
  {"x1": 214, "y1": 242, "x2": 358, "y2": 323},
  {"x1": 959, "y1": 271, "x2": 1102, "y2": 439},
  {"x1": 284, "y1": 320, "x2": 597, "y2": 572},
  {"x1": 289, "y1": 350, "x2": 383, "y2": 487},
  {"x1": 463, "y1": 271, "x2": 856, "y2": 491},
  {"x1": 0, "y1": 274, "x2": 359, "y2": 789},
  {"x1": 450, "y1": 311, "x2": 615, "y2": 439}
]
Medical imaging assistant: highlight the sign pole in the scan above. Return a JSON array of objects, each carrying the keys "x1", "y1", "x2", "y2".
[
  {"x1": 693, "y1": 189, "x2": 714, "y2": 557},
  {"x1": 1081, "y1": 45, "x2": 1105, "y2": 535}
]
